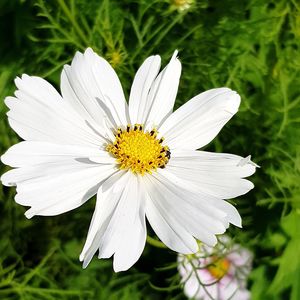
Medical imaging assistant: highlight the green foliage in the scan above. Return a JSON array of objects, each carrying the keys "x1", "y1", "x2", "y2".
[
  {"x1": 268, "y1": 211, "x2": 300, "y2": 300},
  {"x1": 0, "y1": 0, "x2": 300, "y2": 299}
]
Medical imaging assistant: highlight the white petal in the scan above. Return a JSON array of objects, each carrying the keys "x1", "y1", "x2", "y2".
[
  {"x1": 88, "y1": 155, "x2": 116, "y2": 164},
  {"x1": 153, "y1": 168, "x2": 243, "y2": 231},
  {"x1": 219, "y1": 277, "x2": 242, "y2": 300},
  {"x1": 61, "y1": 48, "x2": 129, "y2": 127},
  {"x1": 80, "y1": 172, "x2": 146, "y2": 272},
  {"x1": 97, "y1": 173, "x2": 140, "y2": 260},
  {"x1": 194, "y1": 270, "x2": 218, "y2": 299},
  {"x1": 153, "y1": 171, "x2": 228, "y2": 231},
  {"x1": 149, "y1": 172, "x2": 227, "y2": 246},
  {"x1": 231, "y1": 289, "x2": 251, "y2": 300},
  {"x1": 171, "y1": 150, "x2": 256, "y2": 178},
  {"x1": 6, "y1": 75, "x2": 105, "y2": 146},
  {"x1": 1, "y1": 158, "x2": 116, "y2": 217},
  {"x1": 79, "y1": 172, "x2": 127, "y2": 266},
  {"x1": 155, "y1": 169, "x2": 229, "y2": 224},
  {"x1": 14, "y1": 74, "x2": 61, "y2": 104},
  {"x1": 227, "y1": 247, "x2": 253, "y2": 268},
  {"x1": 159, "y1": 88, "x2": 241, "y2": 150},
  {"x1": 144, "y1": 174, "x2": 199, "y2": 253},
  {"x1": 182, "y1": 275, "x2": 202, "y2": 299},
  {"x1": 210, "y1": 199, "x2": 242, "y2": 227},
  {"x1": 129, "y1": 55, "x2": 161, "y2": 124},
  {"x1": 113, "y1": 176, "x2": 146, "y2": 272},
  {"x1": 144, "y1": 50, "x2": 182, "y2": 128},
  {"x1": 167, "y1": 150, "x2": 255, "y2": 199},
  {"x1": 100, "y1": 170, "x2": 127, "y2": 193},
  {"x1": 1, "y1": 141, "x2": 112, "y2": 167},
  {"x1": 237, "y1": 155, "x2": 260, "y2": 168}
]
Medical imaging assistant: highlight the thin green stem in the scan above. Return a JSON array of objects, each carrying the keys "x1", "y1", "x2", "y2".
[
  {"x1": 56, "y1": 0, "x2": 89, "y2": 46},
  {"x1": 146, "y1": 236, "x2": 167, "y2": 249}
]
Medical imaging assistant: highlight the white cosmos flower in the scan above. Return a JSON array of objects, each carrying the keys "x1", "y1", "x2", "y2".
[{"x1": 1, "y1": 48, "x2": 257, "y2": 272}]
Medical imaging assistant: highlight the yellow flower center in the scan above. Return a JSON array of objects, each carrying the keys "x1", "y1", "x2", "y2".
[
  {"x1": 207, "y1": 257, "x2": 231, "y2": 279},
  {"x1": 106, "y1": 124, "x2": 170, "y2": 175}
]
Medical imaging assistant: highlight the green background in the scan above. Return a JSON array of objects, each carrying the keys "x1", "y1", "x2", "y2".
[{"x1": 0, "y1": 0, "x2": 300, "y2": 299}]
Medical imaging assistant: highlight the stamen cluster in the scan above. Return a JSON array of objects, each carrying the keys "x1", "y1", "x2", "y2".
[
  {"x1": 106, "y1": 124, "x2": 170, "y2": 175},
  {"x1": 207, "y1": 257, "x2": 231, "y2": 279}
]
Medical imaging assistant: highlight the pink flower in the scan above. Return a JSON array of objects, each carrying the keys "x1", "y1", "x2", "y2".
[{"x1": 178, "y1": 236, "x2": 252, "y2": 300}]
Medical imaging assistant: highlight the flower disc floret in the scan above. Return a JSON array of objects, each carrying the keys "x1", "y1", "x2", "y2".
[
  {"x1": 207, "y1": 257, "x2": 231, "y2": 279},
  {"x1": 106, "y1": 124, "x2": 170, "y2": 175}
]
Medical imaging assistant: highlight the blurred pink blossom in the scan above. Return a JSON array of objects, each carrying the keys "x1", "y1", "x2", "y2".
[{"x1": 178, "y1": 236, "x2": 253, "y2": 300}]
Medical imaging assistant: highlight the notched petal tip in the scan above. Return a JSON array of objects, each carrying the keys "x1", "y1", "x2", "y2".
[
  {"x1": 231, "y1": 212, "x2": 242, "y2": 228},
  {"x1": 24, "y1": 209, "x2": 34, "y2": 219},
  {"x1": 113, "y1": 259, "x2": 131, "y2": 273},
  {"x1": 206, "y1": 235, "x2": 218, "y2": 248},
  {"x1": 0, "y1": 153, "x2": 7, "y2": 165},
  {"x1": 82, "y1": 261, "x2": 89, "y2": 269},
  {"x1": 4, "y1": 96, "x2": 16, "y2": 108},
  {"x1": 81, "y1": 254, "x2": 95, "y2": 269},
  {"x1": 221, "y1": 201, "x2": 242, "y2": 228},
  {"x1": 225, "y1": 91, "x2": 241, "y2": 115},
  {"x1": 234, "y1": 217, "x2": 242, "y2": 229},
  {"x1": 172, "y1": 49, "x2": 179, "y2": 59},
  {"x1": 0, "y1": 171, "x2": 16, "y2": 187},
  {"x1": 21, "y1": 74, "x2": 30, "y2": 80},
  {"x1": 80, "y1": 250, "x2": 94, "y2": 269},
  {"x1": 62, "y1": 64, "x2": 70, "y2": 73},
  {"x1": 84, "y1": 47, "x2": 94, "y2": 55},
  {"x1": 14, "y1": 74, "x2": 31, "y2": 89},
  {"x1": 14, "y1": 76, "x2": 22, "y2": 88},
  {"x1": 79, "y1": 250, "x2": 91, "y2": 269},
  {"x1": 79, "y1": 253, "x2": 84, "y2": 262},
  {"x1": 237, "y1": 155, "x2": 260, "y2": 168},
  {"x1": 244, "y1": 179, "x2": 255, "y2": 191},
  {"x1": 83, "y1": 47, "x2": 99, "y2": 62}
]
